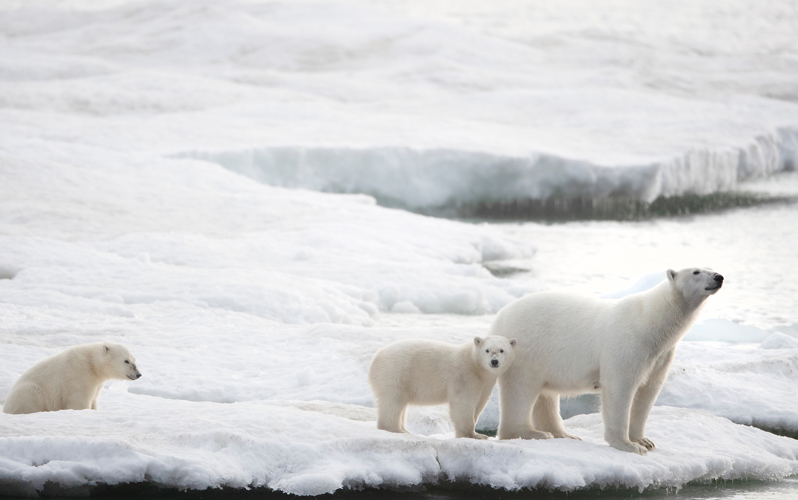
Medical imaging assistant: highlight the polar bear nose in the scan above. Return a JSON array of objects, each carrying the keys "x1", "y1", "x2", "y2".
[
  {"x1": 491, "y1": 359, "x2": 499, "y2": 367},
  {"x1": 714, "y1": 274, "x2": 724, "y2": 283}
]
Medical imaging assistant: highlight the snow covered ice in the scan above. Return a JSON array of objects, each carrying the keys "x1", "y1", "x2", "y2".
[{"x1": 2, "y1": 0, "x2": 798, "y2": 497}]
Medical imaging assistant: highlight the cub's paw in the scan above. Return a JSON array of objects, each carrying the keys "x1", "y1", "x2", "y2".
[{"x1": 474, "y1": 433, "x2": 490, "y2": 440}]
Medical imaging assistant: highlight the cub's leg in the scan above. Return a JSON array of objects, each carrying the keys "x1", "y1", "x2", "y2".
[
  {"x1": 398, "y1": 406, "x2": 410, "y2": 433},
  {"x1": 497, "y1": 371, "x2": 552, "y2": 440},
  {"x1": 629, "y1": 348, "x2": 676, "y2": 451},
  {"x1": 3, "y1": 382, "x2": 47, "y2": 414},
  {"x1": 533, "y1": 393, "x2": 581, "y2": 440},
  {"x1": 376, "y1": 396, "x2": 410, "y2": 433},
  {"x1": 449, "y1": 392, "x2": 484, "y2": 439},
  {"x1": 467, "y1": 386, "x2": 495, "y2": 439}
]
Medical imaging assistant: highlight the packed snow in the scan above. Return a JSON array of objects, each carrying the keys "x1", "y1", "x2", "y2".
[{"x1": 2, "y1": 0, "x2": 798, "y2": 497}]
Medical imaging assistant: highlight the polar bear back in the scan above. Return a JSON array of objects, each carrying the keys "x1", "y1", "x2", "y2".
[{"x1": 369, "y1": 339, "x2": 469, "y2": 406}]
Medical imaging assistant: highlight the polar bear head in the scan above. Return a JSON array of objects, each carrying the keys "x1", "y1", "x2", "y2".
[
  {"x1": 473, "y1": 336, "x2": 517, "y2": 374},
  {"x1": 667, "y1": 267, "x2": 724, "y2": 307},
  {"x1": 101, "y1": 343, "x2": 142, "y2": 381}
]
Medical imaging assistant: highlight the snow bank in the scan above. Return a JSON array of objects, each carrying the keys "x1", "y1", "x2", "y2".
[
  {"x1": 2, "y1": 394, "x2": 797, "y2": 497},
  {"x1": 187, "y1": 127, "x2": 798, "y2": 211},
  {"x1": 0, "y1": 145, "x2": 535, "y2": 326},
  {"x1": 659, "y1": 337, "x2": 798, "y2": 434}
]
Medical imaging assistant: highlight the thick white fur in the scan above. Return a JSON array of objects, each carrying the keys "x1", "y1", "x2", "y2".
[
  {"x1": 3, "y1": 342, "x2": 142, "y2": 414},
  {"x1": 490, "y1": 267, "x2": 723, "y2": 454},
  {"x1": 369, "y1": 336, "x2": 517, "y2": 438}
]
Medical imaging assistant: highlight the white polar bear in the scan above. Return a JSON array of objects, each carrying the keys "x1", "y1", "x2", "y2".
[
  {"x1": 3, "y1": 342, "x2": 142, "y2": 414},
  {"x1": 490, "y1": 267, "x2": 724, "y2": 454},
  {"x1": 369, "y1": 336, "x2": 517, "y2": 439}
]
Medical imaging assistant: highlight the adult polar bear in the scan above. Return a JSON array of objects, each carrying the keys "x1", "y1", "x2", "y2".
[{"x1": 490, "y1": 267, "x2": 724, "y2": 454}]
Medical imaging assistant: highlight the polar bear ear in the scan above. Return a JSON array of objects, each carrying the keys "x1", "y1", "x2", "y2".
[
  {"x1": 103, "y1": 344, "x2": 110, "y2": 353},
  {"x1": 473, "y1": 337, "x2": 483, "y2": 347},
  {"x1": 667, "y1": 269, "x2": 677, "y2": 282},
  {"x1": 509, "y1": 339, "x2": 517, "y2": 348}
]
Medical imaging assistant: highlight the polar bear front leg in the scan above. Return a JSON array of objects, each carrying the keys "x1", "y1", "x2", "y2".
[
  {"x1": 629, "y1": 348, "x2": 676, "y2": 450},
  {"x1": 469, "y1": 387, "x2": 494, "y2": 439},
  {"x1": 450, "y1": 395, "x2": 485, "y2": 439},
  {"x1": 601, "y1": 381, "x2": 647, "y2": 455},
  {"x1": 533, "y1": 394, "x2": 582, "y2": 440}
]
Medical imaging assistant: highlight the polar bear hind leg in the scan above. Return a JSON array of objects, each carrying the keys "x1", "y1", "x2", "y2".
[
  {"x1": 497, "y1": 375, "x2": 553, "y2": 440},
  {"x1": 376, "y1": 396, "x2": 410, "y2": 433},
  {"x1": 3, "y1": 382, "x2": 47, "y2": 414},
  {"x1": 533, "y1": 393, "x2": 582, "y2": 440}
]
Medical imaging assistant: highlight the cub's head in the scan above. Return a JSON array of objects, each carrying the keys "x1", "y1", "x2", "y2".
[
  {"x1": 473, "y1": 336, "x2": 517, "y2": 374},
  {"x1": 102, "y1": 343, "x2": 142, "y2": 381},
  {"x1": 667, "y1": 267, "x2": 724, "y2": 305}
]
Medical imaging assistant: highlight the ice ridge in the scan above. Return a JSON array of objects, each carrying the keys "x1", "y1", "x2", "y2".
[{"x1": 183, "y1": 127, "x2": 798, "y2": 214}]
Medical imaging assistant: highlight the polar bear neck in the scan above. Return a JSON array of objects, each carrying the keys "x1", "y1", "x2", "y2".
[
  {"x1": 84, "y1": 347, "x2": 110, "y2": 381},
  {"x1": 635, "y1": 280, "x2": 707, "y2": 350},
  {"x1": 618, "y1": 281, "x2": 705, "y2": 353}
]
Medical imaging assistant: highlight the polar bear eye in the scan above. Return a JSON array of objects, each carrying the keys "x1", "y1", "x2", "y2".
[
  {"x1": 500, "y1": 349, "x2": 504, "y2": 353},
  {"x1": 485, "y1": 349, "x2": 489, "y2": 353},
  {"x1": 124, "y1": 360, "x2": 130, "y2": 364},
  {"x1": 693, "y1": 270, "x2": 700, "y2": 275}
]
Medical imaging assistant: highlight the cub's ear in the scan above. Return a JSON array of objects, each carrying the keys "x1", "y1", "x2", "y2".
[
  {"x1": 473, "y1": 337, "x2": 483, "y2": 347},
  {"x1": 667, "y1": 269, "x2": 677, "y2": 282},
  {"x1": 509, "y1": 339, "x2": 517, "y2": 348},
  {"x1": 104, "y1": 344, "x2": 110, "y2": 353}
]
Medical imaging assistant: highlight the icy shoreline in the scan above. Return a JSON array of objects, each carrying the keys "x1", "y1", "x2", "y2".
[{"x1": 2, "y1": 396, "x2": 797, "y2": 497}]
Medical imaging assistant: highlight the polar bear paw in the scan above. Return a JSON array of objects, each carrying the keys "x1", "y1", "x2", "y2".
[
  {"x1": 551, "y1": 431, "x2": 582, "y2": 440},
  {"x1": 609, "y1": 439, "x2": 648, "y2": 455},
  {"x1": 499, "y1": 428, "x2": 554, "y2": 440},
  {"x1": 633, "y1": 437, "x2": 656, "y2": 450}
]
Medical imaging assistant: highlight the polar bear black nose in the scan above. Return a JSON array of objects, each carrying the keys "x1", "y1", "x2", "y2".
[
  {"x1": 491, "y1": 360, "x2": 499, "y2": 367},
  {"x1": 135, "y1": 373, "x2": 142, "y2": 379},
  {"x1": 714, "y1": 274, "x2": 724, "y2": 283}
]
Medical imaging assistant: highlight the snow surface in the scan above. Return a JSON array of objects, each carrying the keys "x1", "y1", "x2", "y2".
[
  {"x1": 2, "y1": 0, "x2": 798, "y2": 496},
  {"x1": 2, "y1": 0, "x2": 798, "y2": 211}
]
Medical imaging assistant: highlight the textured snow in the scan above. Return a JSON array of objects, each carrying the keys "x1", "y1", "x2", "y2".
[{"x1": 2, "y1": 0, "x2": 798, "y2": 497}]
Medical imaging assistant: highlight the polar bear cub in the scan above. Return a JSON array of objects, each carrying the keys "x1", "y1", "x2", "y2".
[
  {"x1": 490, "y1": 267, "x2": 724, "y2": 454},
  {"x1": 3, "y1": 342, "x2": 142, "y2": 414},
  {"x1": 369, "y1": 336, "x2": 517, "y2": 439}
]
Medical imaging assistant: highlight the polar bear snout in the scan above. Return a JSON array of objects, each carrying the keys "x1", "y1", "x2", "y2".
[
  {"x1": 705, "y1": 273, "x2": 724, "y2": 291},
  {"x1": 127, "y1": 371, "x2": 142, "y2": 380},
  {"x1": 490, "y1": 359, "x2": 500, "y2": 368}
]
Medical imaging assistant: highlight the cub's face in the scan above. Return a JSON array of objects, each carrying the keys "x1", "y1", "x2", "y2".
[
  {"x1": 473, "y1": 336, "x2": 517, "y2": 374},
  {"x1": 104, "y1": 343, "x2": 142, "y2": 381},
  {"x1": 667, "y1": 267, "x2": 724, "y2": 303}
]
